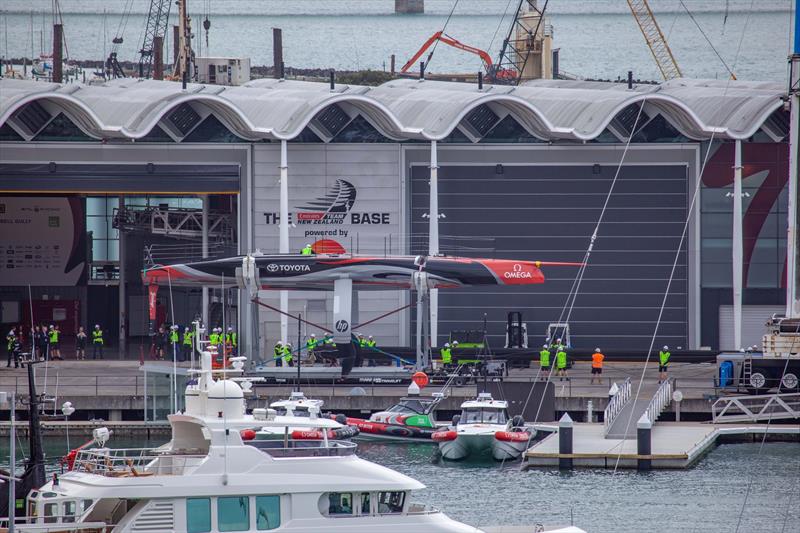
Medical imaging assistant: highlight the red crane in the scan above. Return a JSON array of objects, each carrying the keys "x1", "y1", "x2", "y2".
[{"x1": 400, "y1": 31, "x2": 516, "y2": 80}]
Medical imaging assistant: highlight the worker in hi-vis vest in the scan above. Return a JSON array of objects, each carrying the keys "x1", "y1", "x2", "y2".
[
  {"x1": 556, "y1": 346, "x2": 568, "y2": 382},
  {"x1": 539, "y1": 344, "x2": 551, "y2": 381},
  {"x1": 591, "y1": 348, "x2": 605, "y2": 385},
  {"x1": 441, "y1": 343, "x2": 452, "y2": 369},
  {"x1": 659, "y1": 345, "x2": 671, "y2": 382},
  {"x1": 301, "y1": 243, "x2": 314, "y2": 255},
  {"x1": 282, "y1": 342, "x2": 294, "y2": 367},
  {"x1": 181, "y1": 327, "x2": 194, "y2": 363},
  {"x1": 91, "y1": 325, "x2": 104, "y2": 360},
  {"x1": 274, "y1": 341, "x2": 284, "y2": 367}
]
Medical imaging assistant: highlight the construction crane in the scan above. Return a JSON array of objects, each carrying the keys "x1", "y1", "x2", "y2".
[
  {"x1": 172, "y1": 0, "x2": 195, "y2": 81},
  {"x1": 138, "y1": 0, "x2": 172, "y2": 78},
  {"x1": 400, "y1": 31, "x2": 515, "y2": 80},
  {"x1": 625, "y1": 0, "x2": 682, "y2": 80},
  {"x1": 494, "y1": 0, "x2": 553, "y2": 84}
]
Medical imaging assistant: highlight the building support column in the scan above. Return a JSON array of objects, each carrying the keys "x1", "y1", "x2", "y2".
[
  {"x1": 429, "y1": 140, "x2": 439, "y2": 347},
  {"x1": 732, "y1": 140, "x2": 743, "y2": 349},
  {"x1": 787, "y1": 37, "x2": 800, "y2": 318},
  {"x1": 202, "y1": 195, "x2": 209, "y2": 327},
  {"x1": 279, "y1": 140, "x2": 289, "y2": 342},
  {"x1": 118, "y1": 196, "x2": 126, "y2": 359}
]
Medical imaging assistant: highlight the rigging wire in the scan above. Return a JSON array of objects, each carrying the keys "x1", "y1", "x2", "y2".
[
  {"x1": 678, "y1": 0, "x2": 736, "y2": 79},
  {"x1": 424, "y1": 0, "x2": 460, "y2": 71},
  {"x1": 611, "y1": 0, "x2": 756, "y2": 476}
]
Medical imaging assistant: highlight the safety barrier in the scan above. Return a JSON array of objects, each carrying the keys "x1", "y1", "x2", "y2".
[
  {"x1": 712, "y1": 392, "x2": 800, "y2": 423},
  {"x1": 644, "y1": 378, "x2": 673, "y2": 425},
  {"x1": 603, "y1": 377, "x2": 631, "y2": 431}
]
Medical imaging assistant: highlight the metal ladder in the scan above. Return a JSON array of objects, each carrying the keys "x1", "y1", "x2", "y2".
[{"x1": 742, "y1": 356, "x2": 752, "y2": 389}]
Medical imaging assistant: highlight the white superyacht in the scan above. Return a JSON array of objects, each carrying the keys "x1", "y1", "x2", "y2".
[{"x1": 7, "y1": 347, "x2": 583, "y2": 532}]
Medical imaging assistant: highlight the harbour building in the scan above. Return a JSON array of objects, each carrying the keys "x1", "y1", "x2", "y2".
[{"x1": 0, "y1": 76, "x2": 788, "y2": 359}]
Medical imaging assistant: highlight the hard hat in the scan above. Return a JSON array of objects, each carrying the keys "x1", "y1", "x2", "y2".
[
  {"x1": 275, "y1": 341, "x2": 282, "y2": 346},
  {"x1": 543, "y1": 344, "x2": 549, "y2": 349},
  {"x1": 369, "y1": 335, "x2": 373, "y2": 339},
  {"x1": 306, "y1": 243, "x2": 311, "y2": 247},
  {"x1": 286, "y1": 342, "x2": 292, "y2": 347},
  {"x1": 556, "y1": 338, "x2": 562, "y2": 342},
  {"x1": 227, "y1": 327, "x2": 233, "y2": 331},
  {"x1": 185, "y1": 327, "x2": 190, "y2": 331},
  {"x1": 452, "y1": 340, "x2": 459, "y2": 345},
  {"x1": 171, "y1": 325, "x2": 178, "y2": 330},
  {"x1": 445, "y1": 343, "x2": 450, "y2": 347},
  {"x1": 595, "y1": 347, "x2": 601, "y2": 352},
  {"x1": 94, "y1": 324, "x2": 99, "y2": 328},
  {"x1": 663, "y1": 345, "x2": 669, "y2": 350},
  {"x1": 311, "y1": 333, "x2": 316, "y2": 337}
]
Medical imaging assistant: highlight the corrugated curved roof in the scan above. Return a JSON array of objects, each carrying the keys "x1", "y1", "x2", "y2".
[{"x1": 0, "y1": 76, "x2": 786, "y2": 142}]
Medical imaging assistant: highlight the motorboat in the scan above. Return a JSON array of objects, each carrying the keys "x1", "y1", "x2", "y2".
[
  {"x1": 433, "y1": 392, "x2": 532, "y2": 461},
  {"x1": 334, "y1": 384, "x2": 445, "y2": 442},
  {"x1": 256, "y1": 391, "x2": 358, "y2": 441}
]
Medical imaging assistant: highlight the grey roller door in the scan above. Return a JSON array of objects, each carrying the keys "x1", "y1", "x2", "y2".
[
  {"x1": 718, "y1": 305, "x2": 782, "y2": 350},
  {"x1": 410, "y1": 163, "x2": 689, "y2": 351}
]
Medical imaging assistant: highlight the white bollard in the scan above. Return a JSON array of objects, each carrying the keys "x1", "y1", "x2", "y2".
[{"x1": 587, "y1": 400, "x2": 593, "y2": 423}]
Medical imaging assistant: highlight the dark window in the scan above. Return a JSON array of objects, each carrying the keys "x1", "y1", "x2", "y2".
[
  {"x1": 313, "y1": 104, "x2": 351, "y2": 137},
  {"x1": 327, "y1": 493, "x2": 353, "y2": 516},
  {"x1": 13, "y1": 100, "x2": 51, "y2": 135},
  {"x1": 289, "y1": 127, "x2": 323, "y2": 143},
  {"x1": 183, "y1": 115, "x2": 247, "y2": 143},
  {"x1": 377, "y1": 491, "x2": 405, "y2": 514},
  {"x1": 480, "y1": 115, "x2": 542, "y2": 143},
  {"x1": 632, "y1": 114, "x2": 689, "y2": 143},
  {"x1": 167, "y1": 103, "x2": 202, "y2": 136},
  {"x1": 439, "y1": 126, "x2": 472, "y2": 144},
  {"x1": 331, "y1": 115, "x2": 391, "y2": 143},
  {"x1": 139, "y1": 124, "x2": 174, "y2": 143},
  {"x1": 33, "y1": 113, "x2": 92, "y2": 142},
  {"x1": 0, "y1": 123, "x2": 24, "y2": 141}
]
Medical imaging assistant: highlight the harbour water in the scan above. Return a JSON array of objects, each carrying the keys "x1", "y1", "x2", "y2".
[
  {"x1": 2, "y1": 436, "x2": 799, "y2": 532},
  {"x1": 0, "y1": 0, "x2": 792, "y2": 82}
]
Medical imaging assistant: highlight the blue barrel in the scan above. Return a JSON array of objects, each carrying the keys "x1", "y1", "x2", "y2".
[{"x1": 719, "y1": 361, "x2": 733, "y2": 387}]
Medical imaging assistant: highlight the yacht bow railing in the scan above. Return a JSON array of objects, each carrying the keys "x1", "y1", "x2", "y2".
[
  {"x1": 604, "y1": 377, "x2": 631, "y2": 430},
  {"x1": 246, "y1": 439, "x2": 357, "y2": 458},
  {"x1": 73, "y1": 448, "x2": 206, "y2": 477}
]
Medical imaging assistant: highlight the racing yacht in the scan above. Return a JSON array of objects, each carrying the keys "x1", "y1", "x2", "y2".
[{"x1": 433, "y1": 393, "x2": 532, "y2": 461}]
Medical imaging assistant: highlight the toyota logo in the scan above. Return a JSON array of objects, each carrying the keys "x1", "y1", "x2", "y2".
[
  {"x1": 335, "y1": 320, "x2": 349, "y2": 332},
  {"x1": 266, "y1": 263, "x2": 279, "y2": 273}
]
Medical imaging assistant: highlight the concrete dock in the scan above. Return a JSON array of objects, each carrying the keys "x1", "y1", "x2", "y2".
[
  {"x1": 523, "y1": 422, "x2": 800, "y2": 469},
  {"x1": 0, "y1": 359, "x2": 721, "y2": 421}
]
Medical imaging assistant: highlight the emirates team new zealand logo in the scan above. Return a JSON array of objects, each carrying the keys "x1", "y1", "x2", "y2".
[{"x1": 296, "y1": 179, "x2": 357, "y2": 225}]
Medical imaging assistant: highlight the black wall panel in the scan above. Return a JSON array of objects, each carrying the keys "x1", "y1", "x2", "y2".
[{"x1": 410, "y1": 164, "x2": 689, "y2": 351}]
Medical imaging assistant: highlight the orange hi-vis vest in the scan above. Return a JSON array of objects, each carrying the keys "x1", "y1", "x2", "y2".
[{"x1": 591, "y1": 352, "x2": 604, "y2": 368}]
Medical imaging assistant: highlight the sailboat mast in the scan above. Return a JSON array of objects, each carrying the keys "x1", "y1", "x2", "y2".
[{"x1": 786, "y1": 0, "x2": 800, "y2": 318}]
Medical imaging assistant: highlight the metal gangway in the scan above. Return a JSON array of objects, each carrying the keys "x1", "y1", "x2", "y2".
[
  {"x1": 712, "y1": 393, "x2": 800, "y2": 423},
  {"x1": 605, "y1": 378, "x2": 672, "y2": 439}
]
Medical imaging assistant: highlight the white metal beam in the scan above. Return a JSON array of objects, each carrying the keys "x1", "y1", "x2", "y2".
[
  {"x1": 733, "y1": 140, "x2": 743, "y2": 349},
  {"x1": 279, "y1": 140, "x2": 289, "y2": 342},
  {"x1": 429, "y1": 140, "x2": 439, "y2": 347}
]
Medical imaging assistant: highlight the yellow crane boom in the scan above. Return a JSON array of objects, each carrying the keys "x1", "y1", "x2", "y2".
[{"x1": 626, "y1": 0, "x2": 682, "y2": 80}]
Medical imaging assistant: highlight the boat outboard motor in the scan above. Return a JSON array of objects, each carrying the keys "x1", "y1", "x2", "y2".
[{"x1": 451, "y1": 414, "x2": 461, "y2": 427}]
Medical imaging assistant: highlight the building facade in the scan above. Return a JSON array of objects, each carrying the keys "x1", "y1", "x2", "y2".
[{"x1": 0, "y1": 77, "x2": 788, "y2": 358}]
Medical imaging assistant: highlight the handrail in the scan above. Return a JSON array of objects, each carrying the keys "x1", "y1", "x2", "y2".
[
  {"x1": 73, "y1": 447, "x2": 206, "y2": 476},
  {"x1": 0, "y1": 519, "x2": 113, "y2": 531},
  {"x1": 712, "y1": 392, "x2": 800, "y2": 423},
  {"x1": 604, "y1": 377, "x2": 631, "y2": 430},
  {"x1": 644, "y1": 378, "x2": 672, "y2": 425}
]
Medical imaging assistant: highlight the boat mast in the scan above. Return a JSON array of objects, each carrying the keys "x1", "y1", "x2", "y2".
[{"x1": 786, "y1": 0, "x2": 800, "y2": 318}]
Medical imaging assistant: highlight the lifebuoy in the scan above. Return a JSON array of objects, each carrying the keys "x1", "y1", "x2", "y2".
[
  {"x1": 494, "y1": 430, "x2": 530, "y2": 443},
  {"x1": 431, "y1": 430, "x2": 457, "y2": 442},
  {"x1": 240, "y1": 429, "x2": 257, "y2": 441}
]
